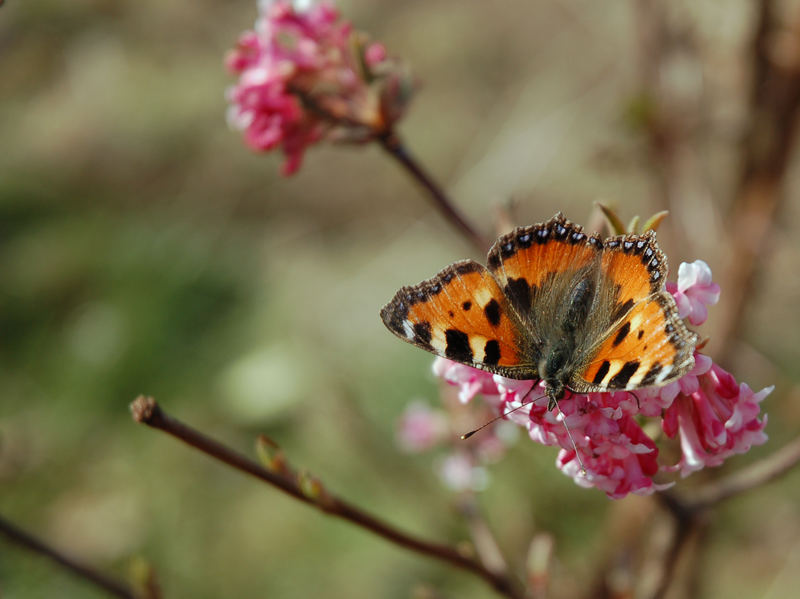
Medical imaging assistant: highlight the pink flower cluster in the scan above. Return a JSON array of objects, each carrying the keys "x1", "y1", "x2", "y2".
[
  {"x1": 424, "y1": 261, "x2": 769, "y2": 499},
  {"x1": 226, "y1": 0, "x2": 410, "y2": 175}
]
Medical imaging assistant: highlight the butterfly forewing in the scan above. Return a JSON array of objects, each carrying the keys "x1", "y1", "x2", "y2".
[
  {"x1": 486, "y1": 214, "x2": 602, "y2": 321},
  {"x1": 380, "y1": 260, "x2": 536, "y2": 378}
]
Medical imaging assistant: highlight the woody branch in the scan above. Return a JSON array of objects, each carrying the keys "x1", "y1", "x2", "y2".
[
  {"x1": 288, "y1": 87, "x2": 489, "y2": 252},
  {"x1": 714, "y1": 0, "x2": 800, "y2": 364},
  {"x1": 130, "y1": 396, "x2": 524, "y2": 599},
  {"x1": 376, "y1": 130, "x2": 490, "y2": 252},
  {"x1": 0, "y1": 514, "x2": 140, "y2": 599}
]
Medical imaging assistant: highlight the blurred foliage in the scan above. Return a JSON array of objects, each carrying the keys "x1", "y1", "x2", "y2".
[{"x1": 1, "y1": 1, "x2": 799, "y2": 598}]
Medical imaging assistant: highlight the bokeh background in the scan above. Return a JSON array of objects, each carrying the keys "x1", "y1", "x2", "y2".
[{"x1": 2, "y1": 0, "x2": 799, "y2": 597}]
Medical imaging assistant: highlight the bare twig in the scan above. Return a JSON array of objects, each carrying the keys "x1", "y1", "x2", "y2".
[
  {"x1": 633, "y1": 0, "x2": 708, "y2": 256},
  {"x1": 687, "y1": 436, "x2": 800, "y2": 510},
  {"x1": 638, "y1": 505, "x2": 707, "y2": 599},
  {"x1": 715, "y1": 0, "x2": 800, "y2": 362},
  {"x1": 641, "y1": 493, "x2": 701, "y2": 599},
  {"x1": 0, "y1": 514, "x2": 138, "y2": 599},
  {"x1": 378, "y1": 131, "x2": 490, "y2": 251},
  {"x1": 130, "y1": 396, "x2": 523, "y2": 599},
  {"x1": 644, "y1": 436, "x2": 800, "y2": 597},
  {"x1": 285, "y1": 86, "x2": 487, "y2": 251},
  {"x1": 455, "y1": 495, "x2": 510, "y2": 578}
]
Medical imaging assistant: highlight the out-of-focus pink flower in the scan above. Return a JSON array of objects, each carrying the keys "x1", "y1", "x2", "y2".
[
  {"x1": 438, "y1": 452, "x2": 489, "y2": 492},
  {"x1": 394, "y1": 359, "x2": 519, "y2": 490},
  {"x1": 396, "y1": 401, "x2": 447, "y2": 453},
  {"x1": 662, "y1": 362, "x2": 770, "y2": 476},
  {"x1": 667, "y1": 260, "x2": 720, "y2": 326},
  {"x1": 226, "y1": 1, "x2": 412, "y2": 175},
  {"x1": 364, "y1": 42, "x2": 387, "y2": 67}
]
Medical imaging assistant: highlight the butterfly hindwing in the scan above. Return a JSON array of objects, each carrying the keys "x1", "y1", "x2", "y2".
[
  {"x1": 575, "y1": 292, "x2": 696, "y2": 391},
  {"x1": 572, "y1": 231, "x2": 697, "y2": 392},
  {"x1": 380, "y1": 260, "x2": 536, "y2": 378}
]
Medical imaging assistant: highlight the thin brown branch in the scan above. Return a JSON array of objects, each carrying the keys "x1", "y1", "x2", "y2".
[
  {"x1": 715, "y1": 0, "x2": 800, "y2": 362},
  {"x1": 644, "y1": 436, "x2": 800, "y2": 597},
  {"x1": 378, "y1": 131, "x2": 490, "y2": 251},
  {"x1": 641, "y1": 510, "x2": 706, "y2": 599},
  {"x1": 636, "y1": 506, "x2": 696, "y2": 599},
  {"x1": 130, "y1": 396, "x2": 523, "y2": 599},
  {"x1": 456, "y1": 495, "x2": 510, "y2": 579},
  {"x1": 287, "y1": 86, "x2": 488, "y2": 251},
  {"x1": 687, "y1": 436, "x2": 800, "y2": 510},
  {"x1": 0, "y1": 513, "x2": 138, "y2": 599}
]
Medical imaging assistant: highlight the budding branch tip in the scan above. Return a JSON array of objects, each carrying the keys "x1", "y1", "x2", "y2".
[{"x1": 130, "y1": 395, "x2": 157, "y2": 423}]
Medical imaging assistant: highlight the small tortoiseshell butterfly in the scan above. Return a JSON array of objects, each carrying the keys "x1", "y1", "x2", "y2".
[{"x1": 381, "y1": 213, "x2": 698, "y2": 408}]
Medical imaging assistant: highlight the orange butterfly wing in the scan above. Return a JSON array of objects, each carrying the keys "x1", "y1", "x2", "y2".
[
  {"x1": 575, "y1": 231, "x2": 697, "y2": 391},
  {"x1": 380, "y1": 261, "x2": 536, "y2": 378},
  {"x1": 486, "y1": 214, "x2": 602, "y2": 320}
]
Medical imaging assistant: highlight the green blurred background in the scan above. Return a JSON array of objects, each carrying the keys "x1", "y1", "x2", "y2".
[{"x1": 1, "y1": 1, "x2": 798, "y2": 597}]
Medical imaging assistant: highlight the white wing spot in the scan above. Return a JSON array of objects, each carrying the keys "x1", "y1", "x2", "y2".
[
  {"x1": 656, "y1": 364, "x2": 673, "y2": 384},
  {"x1": 474, "y1": 287, "x2": 493, "y2": 307},
  {"x1": 469, "y1": 335, "x2": 488, "y2": 361}
]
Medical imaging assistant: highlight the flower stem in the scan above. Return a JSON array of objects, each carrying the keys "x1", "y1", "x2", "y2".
[
  {"x1": 130, "y1": 396, "x2": 523, "y2": 599},
  {"x1": 0, "y1": 514, "x2": 138, "y2": 599},
  {"x1": 378, "y1": 131, "x2": 490, "y2": 251}
]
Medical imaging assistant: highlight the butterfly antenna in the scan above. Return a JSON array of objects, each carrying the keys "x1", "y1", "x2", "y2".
[
  {"x1": 551, "y1": 398, "x2": 587, "y2": 476},
  {"x1": 461, "y1": 387, "x2": 543, "y2": 440}
]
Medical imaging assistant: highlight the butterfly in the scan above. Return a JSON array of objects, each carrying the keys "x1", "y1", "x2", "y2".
[{"x1": 381, "y1": 213, "x2": 697, "y2": 409}]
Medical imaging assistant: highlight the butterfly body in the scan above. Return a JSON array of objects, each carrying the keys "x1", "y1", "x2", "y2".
[{"x1": 381, "y1": 214, "x2": 698, "y2": 405}]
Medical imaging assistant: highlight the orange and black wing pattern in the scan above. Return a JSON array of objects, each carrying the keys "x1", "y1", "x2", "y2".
[
  {"x1": 573, "y1": 231, "x2": 697, "y2": 392},
  {"x1": 380, "y1": 260, "x2": 537, "y2": 379},
  {"x1": 486, "y1": 213, "x2": 602, "y2": 322}
]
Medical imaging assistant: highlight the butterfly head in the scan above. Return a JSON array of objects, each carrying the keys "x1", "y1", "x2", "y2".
[{"x1": 543, "y1": 381, "x2": 564, "y2": 411}]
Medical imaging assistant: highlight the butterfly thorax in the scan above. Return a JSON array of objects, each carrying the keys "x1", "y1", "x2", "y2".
[{"x1": 536, "y1": 274, "x2": 597, "y2": 409}]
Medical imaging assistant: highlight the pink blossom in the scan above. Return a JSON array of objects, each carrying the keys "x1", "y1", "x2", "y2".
[
  {"x1": 394, "y1": 360, "x2": 519, "y2": 489},
  {"x1": 662, "y1": 362, "x2": 770, "y2": 476},
  {"x1": 364, "y1": 43, "x2": 387, "y2": 67},
  {"x1": 558, "y1": 415, "x2": 668, "y2": 499},
  {"x1": 396, "y1": 401, "x2": 447, "y2": 452},
  {"x1": 431, "y1": 350, "x2": 768, "y2": 498},
  {"x1": 438, "y1": 452, "x2": 489, "y2": 492},
  {"x1": 638, "y1": 352, "x2": 713, "y2": 412},
  {"x1": 495, "y1": 382, "x2": 667, "y2": 498},
  {"x1": 226, "y1": 1, "x2": 410, "y2": 175},
  {"x1": 667, "y1": 260, "x2": 720, "y2": 326}
]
